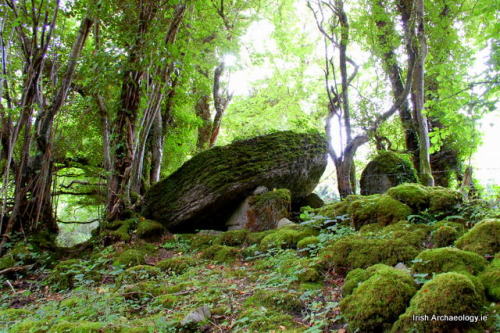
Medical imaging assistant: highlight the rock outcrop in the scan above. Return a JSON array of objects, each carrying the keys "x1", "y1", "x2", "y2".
[{"x1": 142, "y1": 131, "x2": 327, "y2": 232}]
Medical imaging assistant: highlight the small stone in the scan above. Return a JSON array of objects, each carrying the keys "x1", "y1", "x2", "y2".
[
  {"x1": 253, "y1": 186, "x2": 269, "y2": 195},
  {"x1": 181, "y1": 305, "x2": 211, "y2": 325},
  {"x1": 277, "y1": 218, "x2": 296, "y2": 228},
  {"x1": 197, "y1": 230, "x2": 223, "y2": 236},
  {"x1": 394, "y1": 262, "x2": 410, "y2": 273}
]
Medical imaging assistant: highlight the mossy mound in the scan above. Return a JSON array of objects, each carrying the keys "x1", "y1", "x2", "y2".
[
  {"x1": 113, "y1": 249, "x2": 147, "y2": 267},
  {"x1": 214, "y1": 229, "x2": 249, "y2": 246},
  {"x1": 347, "y1": 194, "x2": 412, "y2": 229},
  {"x1": 314, "y1": 195, "x2": 361, "y2": 218},
  {"x1": 342, "y1": 264, "x2": 393, "y2": 296},
  {"x1": 319, "y1": 235, "x2": 419, "y2": 272},
  {"x1": 387, "y1": 183, "x2": 429, "y2": 211},
  {"x1": 47, "y1": 320, "x2": 105, "y2": 332},
  {"x1": 200, "y1": 245, "x2": 240, "y2": 263},
  {"x1": 117, "y1": 265, "x2": 161, "y2": 284},
  {"x1": 142, "y1": 131, "x2": 327, "y2": 232},
  {"x1": 104, "y1": 218, "x2": 136, "y2": 242},
  {"x1": 427, "y1": 186, "x2": 462, "y2": 214},
  {"x1": 245, "y1": 289, "x2": 304, "y2": 313},
  {"x1": 412, "y1": 247, "x2": 487, "y2": 275},
  {"x1": 360, "y1": 151, "x2": 417, "y2": 195},
  {"x1": 135, "y1": 219, "x2": 165, "y2": 240},
  {"x1": 431, "y1": 225, "x2": 459, "y2": 247},
  {"x1": 259, "y1": 225, "x2": 317, "y2": 249},
  {"x1": 340, "y1": 265, "x2": 417, "y2": 332},
  {"x1": 296, "y1": 236, "x2": 319, "y2": 250},
  {"x1": 379, "y1": 222, "x2": 432, "y2": 247},
  {"x1": 479, "y1": 258, "x2": 500, "y2": 301},
  {"x1": 156, "y1": 256, "x2": 197, "y2": 275},
  {"x1": 392, "y1": 272, "x2": 487, "y2": 332},
  {"x1": 456, "y1": 218, "x2": 500, "y2": 255},
  {"x1": 47, "y1": 259, "x2": 95, "y2": 290}
]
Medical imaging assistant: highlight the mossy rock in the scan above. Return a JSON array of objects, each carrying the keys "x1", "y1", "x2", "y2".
[
  {"x1": 380, "y1": 222, "x2": 432, "y2": 247},
  {"x1": 387, "y1": 183, "x2": 429, "y2": 211},
  {"x1": 342, "y1": 263, "x2": 394, "y2": 296},
  {"x1": 245, "y1": 230, "x2": 275, "y2": 245},
  {"x1": 47, "y1": 321, "x2": 105, "y2": 332},
  {"x1": 0, "y1": 308, "x2": 33, "y2": 322},
  {"x1": 142, "y1": 131, "x2": 327, "y2": 232},
  {"x1": 135, "y1": 219, "x2": 165, "y2": 240},
  {"x1": 412, "y1": 247, "x2": 487, "y2": 275},
  {"x1": 156, "y1": 256, "x2": 197, "y2": 275},
  {"x1": 9, "y1": 320, "x2": 48, "y2": 333},
  {"x1": 200, "y1": 245, "x2": 240, "y2": 263},
  {"x1": 392, "y1": 272, "x2": 487, "y2": 332},
  {"x1": 104, "y1": 218, "x2": 136, "y2": 242},
  {"x1": 235, "y1": 307, "x2": 298, "y2": 331},
  {"x1": 117, "y1": 265, "x2": 161, "y2": 284},
  {"x1": 245, "y1": 289, "x2": 304, "y2": 313},
  {"x1": 0, "y1": 253, "x2": 15, "y2": 270},
  {"x1": 479, "y1": 258, "x2": 500, "y2": 301},
  {"x1": 360, "y1": 151, "x2": 417, "y2": 195},
  {"x1": 296, "y1": 236, "x2": 319, "y2": 250},
  {"x1": 347, "y1": 194, "x2": 412, "y2": 229},
  {"x1": 214, "y1": 229, "x2": 249, "y2": 246},
  {"x1": 427, "y1": 186, "x2": 462, "y2": 214},
  {"x1": 113, "y1": 249, "x2": 147, "y2": 267},
  {"x1": 431, "y1": 225, "x2": 459, "y2": 247},
  {"x1": 318, "y1": 235, "x2": 419, "y2": 272},
  {"x1": 456, "y1": 218, "x2": 500, "y2": 255},
  {"x1": 259, "y1": 226, "x2": 317, "y2": 250},
  {"x1": 314, "y1": 195, "x2": 361, "y2": 218},
  {"x1": 340, "y1": 265, "x2": 417, "y2": 332}
]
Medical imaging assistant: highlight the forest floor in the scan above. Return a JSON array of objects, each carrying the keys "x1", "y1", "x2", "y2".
[{"x1": 0, "y1": 186, "x2": 499, "y2": 332}]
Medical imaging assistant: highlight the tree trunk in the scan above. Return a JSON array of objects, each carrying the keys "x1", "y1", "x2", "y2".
[{"x1": 195, "y1": 95, "x2": 212, "y2": 151}]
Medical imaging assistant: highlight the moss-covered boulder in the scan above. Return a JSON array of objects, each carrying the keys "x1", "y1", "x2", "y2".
[
  {"x1": 479, "y1": 257, "x2": 500, "y2": 301},
  {"x1": 412, "y1": 248, "x2": 487, "y2": 275},
  {"x1": 456, "y1": 218, "x2": 500, "y2": 255},
  {"x1": 392, "y1": 272, "x2": 487, "y2": 332},
  {"x1": 319, "y1": 235, "x2": 419, "y2": 272},
  {"x1": 200, "y1": 245, "x2": 240, "y2": 263},
  {"x1": 427, "y1": 186, "x2": 462, "y2": 214},
  {"x1": 117, "y1": 265, "x2": 161, "y2": 284},
  {"x1": 245, "y1": 289, "x2": 304, "y2": 313},
  {"x1": 226, "y1": 188, "x2": 291, "y2": 231},
  {"x1": 156, "y1": 256, "x2": 197, "y2": 275},
  {"x1": 431, "y1": 225, "x2": 459, "y2": 247},
  {"x1": 113, "y1": 249, "x2": 147, "y2": 267},
  {"x1": 259, "y1": 225, "x2": 317, "y2": 250},
  {"x1": 387, "y1": 183, "x2": 429, "y2": 211},
  {"x1": 142, "y1": 131, "x2": 327, "y2": 232},
  {"x1": 360, "y1": 151, "x2": 417, "y2": 195},
  {"x1": 347, "y1": 194, "x2": 412, "y2": 229},
  {"x1": 340, "y1": 265, "x2": 417, "y2": 332},
  {"x1": 136, "y1": 219, "x2": 165, "y2": 240}
]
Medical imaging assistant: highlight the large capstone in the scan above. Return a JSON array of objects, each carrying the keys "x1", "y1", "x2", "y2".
[
  {"x1": 360, "y1": 151, "x2": 417, "y2": 195},
  {"x1": 142, "y1": 131, "x2": 327, "y2": 232}
]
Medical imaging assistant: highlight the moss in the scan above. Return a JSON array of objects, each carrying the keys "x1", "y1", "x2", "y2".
[
  {"x1": 200, "y1": 245, "x2": 240, "y2": 263},
  {"x1": 479, "y1": 259, "x2": 500, "y2": 301},
  {"x1": 427, "y1": 186, "x2": 462, "y2": 214},
  {"x1": 412, "y1": 247, "x2": 487, "y2": 275},
  {"x1": 381, "y1": 222, "x2": 432, "y2": 247},
  {"x1": 117, "y1": 265, "x2": 161, "y2": 284},
  {"x1": 314, "y1": 195, "x2": 361, "y2": 218},
  {"x1": 47, "y1": 259, "x2": 86, "y2": 290},
  {"x1": 135, "y1": 219, "x2": 164, "y2": 240},
  {"x1": 456, "y1": 218, "x2": 500, "y2": 255},
  {"x1": 340, "y1": 265, "x2": 417, "y2": 332},
  {"x1": 245, "y1": 230, "x2": 274, "y2": 245},
  {"x1": 188, "y1": 234, "x2": 216, "y2": 250},
  {"x1": 0, "y1": 254, "x2": 15, "y2": 270},
  {"x1": 431, "y1": 225, "x2": 459, "y2": 247},
  {"x1": 250, "y1": 188, "x2": 291, "y2": 208},
  {"x1": 296, "y1": 236, "x2": 319, "y2": 250},
  {"x1": 392, "y1": 272, "x2": 487, "y2": 332},
  {"x1": 342, "y1": 264, "x2": 391, "y2": 296},
  {"x1": 347, "y1": 194, "x2": 412, "y2": 229},
  {"x1": 245, "y1": 289, "x2": 304, "y2": 313},
  {"x1": 387, "y1": 183, "x2": 430, "y2": 211},
  {"x1": 214, "y1": 229, "x2": 249, "y2": 246},
  {"x1": 156, "y1": 256, "x2": 197, "y2": 275},
  {"x1": 9, "y1": 320, "x2": 48, "y2": 333},
  {"x1": 47, "y1": 321, "x2": 105, "y2": 332},
  {"x1": 318, "y1": 235, "x2": 419, "y2": 272},
  {"x1": 113, "y1": 249, "x2": 147, "y2": 267},
  {"x1": 259, "y1": 226, "x2": 316, "y2": 249},
  {"x1": 235, "y1": 307, "x2": 298, "y2": 331},
  {"x1": 105, "y1": 219, "x2": 135, "y2": 242},
  {"x1": 153, "y1": 294, "x2": 179, "y2": 308},
  {"x1": 121, "y1": 281, "x2": 169, "y2": 298},
  {"x1": 0, "y1": 308, "x2": 32, "y2": 322}
]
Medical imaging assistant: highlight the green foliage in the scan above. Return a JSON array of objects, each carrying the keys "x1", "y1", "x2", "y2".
[{"x1": 113, "y1": 249, "x2": 147, "y2": 268}]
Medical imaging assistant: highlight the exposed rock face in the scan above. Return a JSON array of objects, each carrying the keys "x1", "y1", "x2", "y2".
[
  {"x1": 360, "y1": 151, "x2": 417, "y2": 195},
  {"x1": 226, "y1": 188, "x2": 291, "y2": 231},
  {"x1": 142, "y1": 131, "x2": 327, "y2": 232}
]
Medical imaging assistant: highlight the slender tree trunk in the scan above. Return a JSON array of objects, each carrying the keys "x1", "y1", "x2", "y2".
[{"x1": 195, "y1": 95, "x2": 212, "y2": 151}]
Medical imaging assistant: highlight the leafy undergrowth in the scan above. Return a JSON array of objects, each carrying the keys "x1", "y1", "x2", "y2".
[{"x1": 0, "y1": 185, "x2": 499, "y2": 332}]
